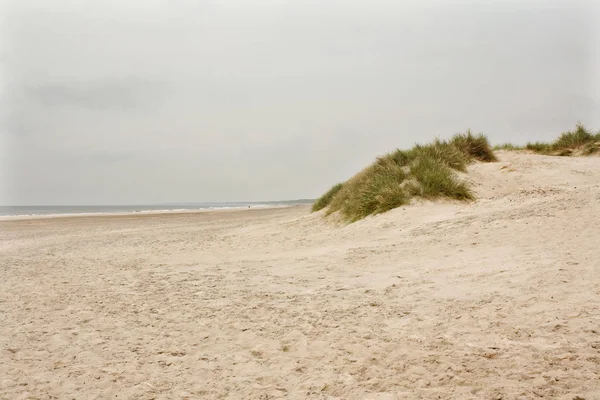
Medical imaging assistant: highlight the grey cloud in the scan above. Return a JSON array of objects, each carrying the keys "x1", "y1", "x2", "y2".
[{"x1": 20, "y1": 78, "x2": 168, "y2": 111}]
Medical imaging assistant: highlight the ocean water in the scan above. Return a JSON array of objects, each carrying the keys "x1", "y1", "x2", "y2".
[{"x1": 0, "y1": 200, "x2": 313, "y2": 217}]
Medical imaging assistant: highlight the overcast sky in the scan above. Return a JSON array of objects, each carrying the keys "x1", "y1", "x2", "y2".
[{"x1": 1, "y1": 0, "x2": 598, "y2": 205}]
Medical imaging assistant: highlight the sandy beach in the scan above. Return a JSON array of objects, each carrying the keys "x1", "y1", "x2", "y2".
[{"x1": 1, "y1": 151, "x2": 600, "y2": 399}]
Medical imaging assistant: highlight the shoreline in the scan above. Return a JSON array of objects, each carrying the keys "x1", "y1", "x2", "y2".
[{"x1": 0, "y1": 204, "x2": 309, "y2": 222}]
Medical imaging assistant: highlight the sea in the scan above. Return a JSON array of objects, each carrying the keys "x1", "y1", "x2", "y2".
[{"x1": 0, "y1": 200, "x2": 314, "y2": 218}]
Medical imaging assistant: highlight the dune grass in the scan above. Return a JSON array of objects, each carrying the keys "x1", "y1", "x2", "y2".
[
  {"x1": 524, "y1": 123, "x2": 600, "y2": 156},
  {"x1": 410, "y1": 139, "x2": 470, "y2": 171},
  {"x1": 313, "y1": 123, "x2": 598, "y2": 222},
  {"x1": 493, "y1": 143, "x2": 524, "y2": 151},
  {"x1": 450, "y1": 130, "x2": 498, "y2": 162},
  {"x1": 525, "y1": 141, "x2": 553, "y2": 153},
  {"x1": 311, "y1": 183, "x2": 344, "y2": 212},
  {"x1": 492, "y1": 124, "x2": 599, "y2": 156},
  {"x1": 410, "y1": 157, "x2": 474, "y2": 200},
  {"x1": 314, "y1": 130, "x2": 496, "y2": 222},
  {"x1": 326, "y1": 158, "x2": 410, "y2": 222}
]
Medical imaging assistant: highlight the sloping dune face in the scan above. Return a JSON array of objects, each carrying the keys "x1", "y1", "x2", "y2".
[{"x1": 1, "y1": 152, "x2": 599, "y2": 399}]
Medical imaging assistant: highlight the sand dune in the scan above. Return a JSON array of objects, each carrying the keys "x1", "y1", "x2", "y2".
[{"x1": 1, "y1": 151, "x2": 600, "y2": 399}]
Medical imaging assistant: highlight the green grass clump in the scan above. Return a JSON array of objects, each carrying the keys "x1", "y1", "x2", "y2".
[
  {"x1": 312, "y1": 183, "x2": 344, "y2": 212},
  {"x1": 493, "y1": 143, "x2": 524, "y2": 151},
  {"x1": 410, "y1": 157, "x2": 474, "y2": 200},
  {"x1": 411, "y1": 139, "x2": 470, "y2": 171},
  {"x1": 553, "y1": 123, "x2": 595, "y2": 149},
  {"x1": 526, "y1": 141, "x2": 553, "y2": 153},
  {"x1": 389, "y1": 149, "x2": 416, "y2": 167},
  {"x1": 316, "y1": 130, "x2": 496, "y2": 222},
  {"x1": 326, "y1": 157, "x2": 409, "y2": 222},
  {"x1": 524, "y1": 123, "x2": 599, "y2": 156},
  {"x1": 450, "y1": 130, "x2": 498, "y2": 162}
]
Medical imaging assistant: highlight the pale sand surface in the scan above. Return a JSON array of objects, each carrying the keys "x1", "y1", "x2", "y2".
[{"x1": 1, "y1": 152, "x2": 600, "y2": 400}]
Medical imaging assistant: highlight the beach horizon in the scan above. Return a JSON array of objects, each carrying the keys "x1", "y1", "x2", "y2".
[{"x1": 0, "y1": 201, "x2": 313, "y2": 221}]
